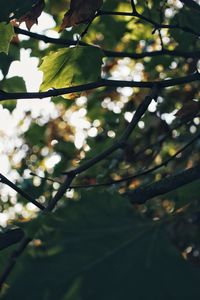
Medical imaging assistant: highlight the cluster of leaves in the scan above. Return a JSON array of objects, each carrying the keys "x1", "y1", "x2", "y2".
[{"x1": 0, "y1": 0, "x2": 200, "y2": 299}]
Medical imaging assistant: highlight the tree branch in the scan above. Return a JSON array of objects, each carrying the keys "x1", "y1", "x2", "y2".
[
  {"x1": 130, "y1": 0, "x2": 137, "y2": 13},
  {"x1": 98, "y1": 10, "x2": 199, "y2": 37},
  {"x1": 32, "y1": 120, "x2": 196, "y2": 188},
  {"x1": 128, "y1": 164, "x2": 200, "y2": 204},
  {"x1": 14, "y1": 27, "x2": 200, "y2": 59},
  {"x1": 69, "y1": 130, "x2": 200, "y2": 188},
  {"x1": 67, "y1": 86, "x2": 158, "y2": 176},
  {"x1": 0, "y1": 73, "x2": 199, "y2": 101},
  {"x1": 44, "y1": 130, "x2": 198, "y2": 189}
]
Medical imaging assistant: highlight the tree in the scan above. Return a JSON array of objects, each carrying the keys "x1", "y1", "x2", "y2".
[{"x1": 0, "y1": 0, "x2": 200, "y2": 298}]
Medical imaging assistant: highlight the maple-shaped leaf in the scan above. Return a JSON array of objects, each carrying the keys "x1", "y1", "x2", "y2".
[
  {"x1": 59, "y1": 0, "x2": 103, "y2": 32},
  {"x1": 39, "y1": 46, "x2": 103, "y2": 91},
  {"x1": 18, "y1": 0, "x2": 45, "y2": 30},
  {"x1": 175, "y1": 100, "x2": 200, "y2": 121}
]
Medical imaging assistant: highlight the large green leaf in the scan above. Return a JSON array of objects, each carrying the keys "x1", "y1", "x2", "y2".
[
  {"x1": 39, "y1": 46, "x2": 103, "y2": 91},
  {"x1": 2, "y1": 191, "x2": 200, "y2": 299},
  {"x1": 0, "y1": 23, "x2": 14, "y2": 54}
]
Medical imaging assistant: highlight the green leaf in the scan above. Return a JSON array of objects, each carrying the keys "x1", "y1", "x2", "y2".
[
  {"x1": 0, "y1": 76, "x2": 26, "y2": 92},
  {"x1": 2, "y1": 191, "x2": 200, "y2": 299},
  {"x1": 0, "y1": 23, "x2": 14, "y2": 54},
  {"x1": 0, "y1": 45, "x2": 20, "y2": 77},
  {"x1": 39, "y1": 46, "x2": 103, "y2": 91},
  {"x1": 0, "y1": 76, "x2": 26, "y2": 111}
]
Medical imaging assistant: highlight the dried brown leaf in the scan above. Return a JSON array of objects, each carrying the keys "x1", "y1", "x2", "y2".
[
  {"x1": 59, "y1": 0, "x2": 103, "y2": 32},
  {"x1": 19, "y1": 0, "x2": 45, "y2": 30}
]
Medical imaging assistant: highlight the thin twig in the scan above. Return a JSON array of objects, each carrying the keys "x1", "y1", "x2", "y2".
[
  {"x1": 98, "y1": 10, "x2": 199, "y2": 36},
  {"x1": 0, "y1": 174, "x2": 45, "y2": 210},
  {"x1": 72, "y1": 130, "x2": 200, "y2": 188},
  {"x1": 130, "y1": 0, "x2": 137, "y2": 13},
  {"x1": 14, "y1": 28, "x2": 200, "y2": 59}
]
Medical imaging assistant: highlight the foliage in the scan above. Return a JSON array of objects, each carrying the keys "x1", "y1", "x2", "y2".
[
  {"x1": 39, "y1": 46, "x2": 103, "y2": 90},
  {"x1": 0, "y1": 23, "x2": 14, "y2": 54},
  {"x1": 0, "y1": 0, "x2": 200, "y2": 299}
]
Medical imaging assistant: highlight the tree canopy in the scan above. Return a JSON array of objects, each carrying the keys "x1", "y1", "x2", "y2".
[{"x1": 0, "y1": 0, "x2": 200, "y2": 299}]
